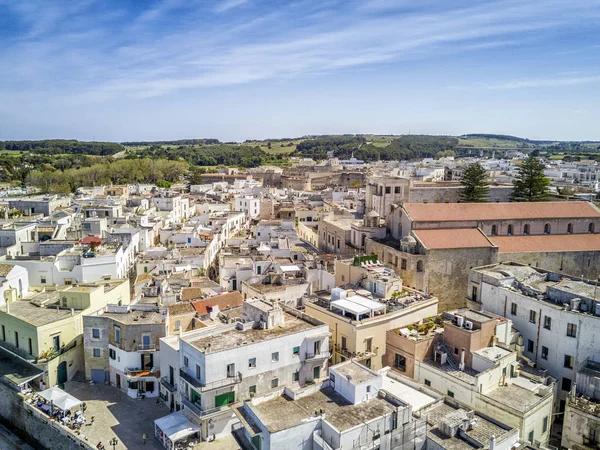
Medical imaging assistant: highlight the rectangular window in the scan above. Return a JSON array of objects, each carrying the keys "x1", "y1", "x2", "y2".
[
  {"x1": 447, "y1": 390, "x2": 454, "y2": 398},
  {"x1": 293, "y1": 371, "x2": 299, "y2": 382},
  {"x1": 248, "y1": 358, "x2": 256, "y2": 369},
  {"x1": 40, "y1": 276, "x2": 46, "y2": 284},
  {"x1": 424, "y1": 379, "x2": 431, "y2": 387},
  {"x1": 543, "y1": 416, "x2": 549, "y2": 433},
  {"x1": 93, "y1": 348, "x2": 100, "y2": 358},
  {"x1": 385, "y1": 187, "x2": 391, "y2": 194},
  {"x1": 511, "y1": 303, "x2": 517, "y2": 315},
  {"x1": 341, "y1": 336, "x2": 347, "y2": 350},
  {"x1": 92, "y1": 328, "x2": 100, "y2": 339},
  {"x1": 196, "y1": 364, "x2": 201, "y2": 379},
  {"x1": 541, "y1": 346, "x2": 548, "y2": 359},
  {"x1": 394, "y1": 186, "x2": 401, "y2": 194},
  {"x1": 527, "y1": 339, "x2": 534, "y2": 353},
  {"x1": 109, "y1": 349, "x2": 116, "y2": 360},
  {"x1": 272, "y1": 352, "x2": 279, "y2": 362},
  {"x1": 249, "y1": 385, "x2": 256, "y2": 395},
  {"x1": 365, "y1": 338, "x2": 373, "y2": 353},
  {"x1": 564, "y1": 354, "x2": 574, "y2": 369},
  {"x1": 28, "y1": 338, "x2": 33, "y2": 355},
  {"x1": 394, "y1": 354, "x2": 406, "y2": 372},
  {"x1": 528, "y1": 431, "x2": 534, "y2": 444},
  {"x1": 529, "y1": 310, "x2": 537, "y2": 323},
  {"x1": 183, "y1": 356, "x2": 188, "y2": 367},
  {"x1": 115, "y1": 326, "x2": 121, "y2": 344},
  {"x1": 401, "y1": 259, "x2": 407, "y2": 270},
  {"x1": 293, "y1": 346, "x2": 300, "y2": 355},
  {"x1": 543, "y1": 316, "x2": 551, "y2": 330},
  {"x1": 562, "y1": 377, "x2": 572, "y2": 392},
  {"x1": 271, "y1": 378, "x2": 279, "y2": 389},
  {"x1": 567, "y1": 323, "x2": 577, "y2": 337}
]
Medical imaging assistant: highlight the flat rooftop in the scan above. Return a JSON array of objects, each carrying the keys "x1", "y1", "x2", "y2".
[
  {"x1": 332, "y1": 361, "x2": 378, "y2": 385},
  {"x1": 426, "y1": 402, "x2": 511, "y2": 450},
  {"x1": 484, "y1": 381, "x2": 549, "y2": 413},
  {"x1": 472, "y1": 346, "x2": 512, "y2": 362},
  {"x1": 250, "y1": 387, "x2": 396, "y2": 433},
  {"x1": 187, "y1": 312, "x2": 319, "y2": 353},
  {"x1": 2, "y1": 301, "x2": 74, "y2": 326},
  {"x1": 382, "y1": 376, "x2": 438, "y2": 411},
  {"x1": 101, "y1": 310, "x2": 165, "y2": 325}
]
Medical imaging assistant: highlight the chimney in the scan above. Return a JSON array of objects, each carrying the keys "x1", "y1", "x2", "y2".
[
  {"x1": 459, "y1": 348, "x2": 466, "y2": 371},
  {"x1": 71, "y1": 308, "x2": 75, "y2": 317}
]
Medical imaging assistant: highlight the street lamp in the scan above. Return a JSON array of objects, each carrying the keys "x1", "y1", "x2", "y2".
[{"x1": 109, "y1": 437, "x2": 118, "y2": 450}]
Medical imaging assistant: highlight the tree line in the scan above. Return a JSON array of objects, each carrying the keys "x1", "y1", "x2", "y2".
[
  {"x1": 293, "y1": 135, "x2": 459, "y2": 162},
  {"x1": 133, "y1": 144, "x2": 270, "y2": 168},
  {"x1": 26, "y1": 159, "x2": 188, "y2": 194},
  {"x1": 0, "y1": 140, "x2": 123, "y2": 155}
]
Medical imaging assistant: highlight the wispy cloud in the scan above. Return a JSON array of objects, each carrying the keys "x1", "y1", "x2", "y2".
[
  {"x1": 462, "y1": 75, "x2": 600, "y2": 90},
  {"x1": 1, "y1": 0, "x2": 600, "y2": 102},
  {"x1": 214, "y1": 0, "x2": 248, "y2": 13}
]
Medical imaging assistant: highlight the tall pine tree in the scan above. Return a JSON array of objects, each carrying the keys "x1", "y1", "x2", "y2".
[
  {"x1": 511, "y1": 156, "x2": 550, "y2": 202},
  {"x1": 459, "y1": 163, "x2": 489, "y2": 202}
]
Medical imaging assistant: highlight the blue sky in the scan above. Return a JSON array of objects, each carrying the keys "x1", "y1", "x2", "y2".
[{"x1": 1, "y1": 0, "x2": 600, "y2": 142}]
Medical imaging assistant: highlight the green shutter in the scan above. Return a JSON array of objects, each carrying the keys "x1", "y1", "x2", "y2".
[{"x1": 215, "y1": 391, "x2": 235, "y2": 407}]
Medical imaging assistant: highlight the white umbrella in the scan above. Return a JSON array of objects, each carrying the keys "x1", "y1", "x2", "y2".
[{"x1": 38, "y1": 386, "x2": 68, "y2": 403}]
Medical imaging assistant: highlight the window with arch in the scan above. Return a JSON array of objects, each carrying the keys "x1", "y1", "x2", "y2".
[
  {"x1": 507, "y1": 224, "x2": 513, "y2": 236},
  {"x1": 523, "y1": 224, "x2": 530, "y2": 235},
  {"x1": 590, "y1": 223, "x2": 596, "y2": 234},
  {"x1": 567, "y1": 223, "x2": 573, "y2": 234},
  {"x1": 416, "y1": 261, "x2": 424, "y2": 272},
  {"x1": 544, "y1": 223, "x2": 551, "y2": 235},
  {"x1": 491, "y1": 225, "x2": 497, "y2": 235}
]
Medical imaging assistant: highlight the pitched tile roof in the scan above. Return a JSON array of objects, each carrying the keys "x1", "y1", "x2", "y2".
[
  {"x1": 167, "y1": 302, "x2": 196, "y2": 316},
  {"x1": 192, "y1": 291, "x2": 243, "y2": 315},
  {"x1": 0, "y1": 264, "x2": 15, "y2": 277},
  {"x1": 413, "y1": 228, "x2": 494, "y2": 249},
  {"x1": 490, "y1": 233, "x2": 600, "y2": 253},
  {"x1": 404, "y1": 202, "x2": 600, "y2": 222}
]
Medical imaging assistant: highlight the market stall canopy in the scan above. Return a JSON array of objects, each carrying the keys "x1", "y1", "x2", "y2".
[
  {"x1": 155, "y1": 411, "x2": 201, "y2": 443},
  {"x1": 38, "y1": 386, "x2": 82, "y2": 411}
]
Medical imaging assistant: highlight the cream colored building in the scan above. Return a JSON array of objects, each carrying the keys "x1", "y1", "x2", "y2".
[
  {"x1": 0, "y1": 279, "x2": 130, "y2": 387},
  {"x1": 304, "y1": 288, "x2": 438, "y2": 370}
]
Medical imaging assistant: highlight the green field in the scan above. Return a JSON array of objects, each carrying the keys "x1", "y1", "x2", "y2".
[
  {"x1": 457, "y1": 136, "x2": 528, "y2": 149},
  {"x1": 258, "y1": 140, "x2": 302, "y2": 155}
]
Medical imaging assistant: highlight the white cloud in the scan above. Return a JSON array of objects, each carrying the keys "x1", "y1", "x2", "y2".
[{"x1": 214, "y1": 0, "x2": 248, "y2": 13}]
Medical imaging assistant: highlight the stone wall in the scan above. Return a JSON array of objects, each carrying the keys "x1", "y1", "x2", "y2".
[{"x1": 0, "y1": 381, "x2": 95, "y2": 450}]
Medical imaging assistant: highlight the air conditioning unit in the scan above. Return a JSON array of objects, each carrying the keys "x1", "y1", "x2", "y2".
[{"x1": 464, "y1": 321, "x2": 474, "y2": 330}]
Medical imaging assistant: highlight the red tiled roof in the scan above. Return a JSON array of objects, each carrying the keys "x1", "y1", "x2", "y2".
[
  {"x1": 490, "y1": 233, "x2": 600, "y2": 253},
  {"x1": 192, "y1": 291, "x2": 243, "y2": 315},
  {"x1": 80, "y1": 235, "x2": 103, "y2": 244},
  {"x1": 414, "y1": 228, "x2": 494, "y2": 249},
  {"x1": 404, "y1": 202, "x2": 600, "y2": 223}
]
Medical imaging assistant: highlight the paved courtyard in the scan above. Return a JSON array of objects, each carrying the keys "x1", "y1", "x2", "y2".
[
  {"x1": 62, "y1": 381, "x2": 241, "y2": 450},
  {"x1": 63, "y1": 381, "x2": 170, "y2": 450}
]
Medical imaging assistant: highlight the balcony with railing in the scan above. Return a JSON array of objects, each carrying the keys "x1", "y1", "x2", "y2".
[
  {"x1": 305, "y1": 351, "x2": 331, "y2": 361},
  {"x1": 137, "y1": 343, "x2": 157, "y2": 352},
  {"x1": 179, "y1": 368, "x2": 242, "y2": 392},
  {"x1": 126, "y1": 367, "x2": 160, "y2": 378},
  {"x1": 160, "y1": 376, "x2": 177, "y2": 393},
  {"x1": 333, "y1": 343, "x2": 378, "y2": 360}
]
